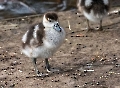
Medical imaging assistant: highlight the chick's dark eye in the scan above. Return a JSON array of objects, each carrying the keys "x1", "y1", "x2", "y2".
[
  {"x1": 47, "y1": 18, "x2": 52, "y2": 22},
  {"x1": 56, "y1": 23, "x2": 59, "y2": 25}
]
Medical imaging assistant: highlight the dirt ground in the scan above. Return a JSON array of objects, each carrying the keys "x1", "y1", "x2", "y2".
[{"x1": 0, "y1": 1, "x2": 120, "y2": 88}]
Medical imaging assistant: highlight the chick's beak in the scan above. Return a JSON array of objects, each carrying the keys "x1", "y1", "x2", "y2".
[{"x1": 53, "y1": 22, "x2": 62, "y2": 32}]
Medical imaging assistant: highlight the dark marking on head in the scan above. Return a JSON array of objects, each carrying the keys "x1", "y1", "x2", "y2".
[
  {"x1": 22, "y1": 22, "x2": 45, "y2": 48},
  {"x1": 81, "y1": 0, "x2": 110, "y2": 14},
  {"x1": 45, "y1": 12, "x2": 58, "y2": 22}
]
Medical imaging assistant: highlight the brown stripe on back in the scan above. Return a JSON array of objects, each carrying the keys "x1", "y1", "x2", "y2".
[
  {"x1": 82, "y1": 0, "x2": 110, "y2": 14},
  {"x1": 36, "y1": 23, "x2": 45, "y2": 46},
  {"x1": 80, "y1": 0, "x2": 85, "y2": 6},
  {"x1": 22, "y1": 25, "x2": 34, "y2": 48},
  {"x1": 22, "y1": 22, "x2": 45, "y2": 48}
]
